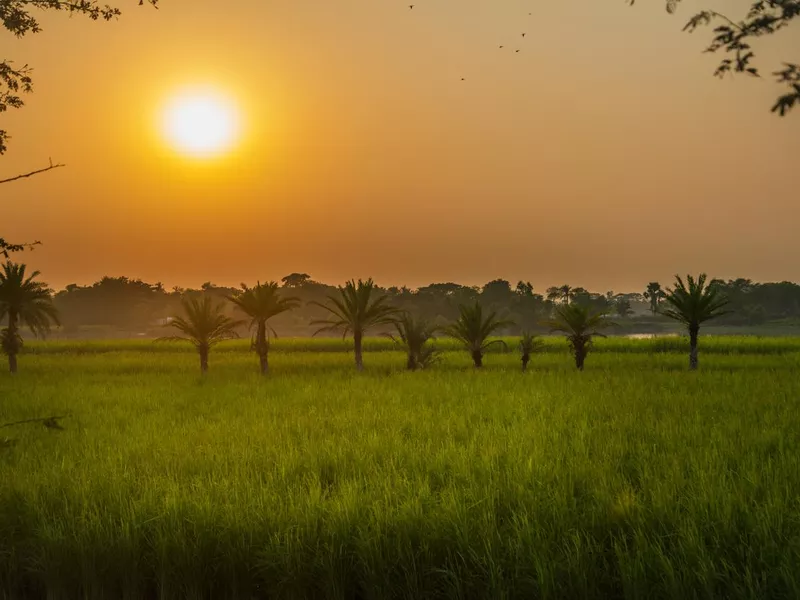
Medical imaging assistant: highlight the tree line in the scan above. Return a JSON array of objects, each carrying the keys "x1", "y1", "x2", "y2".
[
  {"x1": 2, "y1": 262, "x2": 732, "y2": 374},
  {"x1": 32, "y1": 273, "x2": 800, "y2": 338}
]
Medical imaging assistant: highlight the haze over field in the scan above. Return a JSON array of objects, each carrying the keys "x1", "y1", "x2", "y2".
[{"x1": 3, "y1": 0, "x2": 799, "y2": 291}]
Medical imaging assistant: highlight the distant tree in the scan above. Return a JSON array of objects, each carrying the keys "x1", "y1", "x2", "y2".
[
  {"x1": 444, "y1": 302, "x2": 514, "y2": 368},
  {"x1": 415, "y1": 282, "x2": 478, "y2": 322},
  {"x1": 545, "y1": 304, "x2": 614, "y2": 371},
  {"x1": 227, "y1": 282, "x2": 299, "y2": 375},
  {"x1": 310, "y1": 279, "x2": 398, "y2": 371},
  {"x1": 386, "y1": 312, "x2": 439, "y2": 370},
  {"x1": 515, "y1": 281, "x2": 534, "y2": 297},
  {"x1": 662, "y1": 274, "x2": 730, "y2": 370},
  {"x1": 643, "y1": 282, "x2": 666, "y2": 315},
  {"x1": 519, "y1": 331, "x2": 544, "y2": 372},
  {"x1": 614, "y1": 296, "x2": 634, "y2": 318},
  {"x1": 638, "y1": 0, "x2": 800, "y2": 116},
  {"x1": 53, "y1": 276, "x2": 161, "y2": 331},
  {"x1": 482, "y1": 279, "x2": 513, "y2": 299},
  {"x1": 281, "y1": 273, "x2": 312, "y2": 288},
  {"x1": 0, "y1": 262, "x2": 59, "y2": 373},
  {"x1": 157, "y1": 295, "x2": 242, "y2": 374},
  {"x1": 558, "y1": 285, "x2": 574, "y2": 304}
]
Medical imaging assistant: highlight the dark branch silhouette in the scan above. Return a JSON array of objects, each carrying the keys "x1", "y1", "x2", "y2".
[
  {"x1": 0, "y1": 158, "x2": 65, "y2": 184},
  {"x1": 0, "y1": 415, "x2": 69, "y2": 429},
  {"x1": 631, "y1": 0, "x2": 800, "y2": 116},
  {"x1": 0, "y1": 238, "x2": 40, "y2": 258},
  {"x1": 1, "y1": 0, "x2": 160, "y2": 154}
]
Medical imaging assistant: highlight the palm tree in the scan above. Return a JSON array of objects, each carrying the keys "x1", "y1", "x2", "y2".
[
  {"x1": 558, "y1": 285, "x2": 574, "y2": 304},
  {"x1": 386, "y1": 312, "x2": 439, "y2": 370},
  {"x1": 0, "y1": 262, "x2": 59, "y2": 374},
  {"x1": 545, "y1": 304, "x2": 614, "y2": 371},
  {"x1": 158, "y1": 295, "x2": 243, "y2": 374},
  {"x1": 228, "y1": 282, "x2": 299, "y2": 375},
  {"x1": 643, "y1": 282, "x2": 665, "y2": 315},
  {"x1": 546, "y1": 287, "x2": 561, "y2": 303},
  {"x1": 444, "y1": 302, "x2": 514, "y2": 367},
  {"x1": 311, "y1": 279, "x2": 398, "y2": 371},
  {"x1": 662, "y1": 274, "x2": 729, "y2": 370},
  {"x1": 519, "y1": 331, "x2": 544, "y2": 371}
]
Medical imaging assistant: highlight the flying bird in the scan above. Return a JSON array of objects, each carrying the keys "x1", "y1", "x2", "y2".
[
  {"x1": 521, "y1": 33, "x2": 526, "y2": 37},
  {"x1": 409, "y1": 4, "x2": 414, "y2": 8},
  {"x1": 515, "y1": 49, "x2": 520, "y2": 53}
]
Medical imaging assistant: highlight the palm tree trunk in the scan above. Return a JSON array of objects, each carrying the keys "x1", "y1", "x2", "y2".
[
  {"x1": 257, "y1": 322, "x2": 269, "y2": 375},
  {"x1": 7, "y1": 312, "x2": 18, "y2": 374},
  {"x1": 260, "y1": 352, "x2": 269, "y2": 375},
  {"x1": 472, "y1": 350, "x2": 483, "y2": 368},
  {"x1": 199, "y1": 345, "x2": 209, "y2": 374},
  {"x1": 354, "y1": 331, "x2": 364, "y2": 371},
  {"x1": 575, "y1": 343, "x2": 586, "y2": 371},
  {"x1": 689, "y1": 324, "x2": 699, "y2": 370}
]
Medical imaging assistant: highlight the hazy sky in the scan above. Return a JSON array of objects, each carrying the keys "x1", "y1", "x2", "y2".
[{"x1": 3, "y1": 0, "x2": 799, "y2": 293}]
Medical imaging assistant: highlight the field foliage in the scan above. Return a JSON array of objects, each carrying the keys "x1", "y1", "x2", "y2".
[
  {"x1": 1, "y1": 340, "x2": 799, "y2": 598},
  {"x1": 20, "y1": 334, "x2": 800, "y2": 356}
]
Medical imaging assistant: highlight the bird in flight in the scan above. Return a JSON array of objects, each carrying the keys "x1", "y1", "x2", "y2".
[
  {"x1": 521, "y1": 33, "x2": 526, "y2": 37},
  {"x1": 409, "y1": 4, "x2": 414, "y2": 8}
]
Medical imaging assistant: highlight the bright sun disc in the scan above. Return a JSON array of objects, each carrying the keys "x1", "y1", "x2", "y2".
[{"x1": 162, "y1": 91, "x2": 239, "y2": 157}]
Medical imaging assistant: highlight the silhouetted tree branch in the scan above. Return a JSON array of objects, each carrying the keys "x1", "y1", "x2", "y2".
[
  {"x1": 0, "y1": 157, "x2": 64, "y2": 184},
  {"x1": 0, "y1": 415, "x2": 68, "y2": 429},
  {"x1": 1, "y1": 0, "x2": 160, "y2": 154},
  {"x1": 1, "y1": 1, "x2": 160, "y2": 254},
  {"x1": 631, "y1": 0, "x2": 799, "y2": 116},
  {"x1": 0, "y1": 238, "x2": 40, "y2": 258}
]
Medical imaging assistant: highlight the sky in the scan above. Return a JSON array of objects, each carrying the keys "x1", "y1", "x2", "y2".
[{"x1": 2, "y1": 0, "x2": 799, "y2": 293}]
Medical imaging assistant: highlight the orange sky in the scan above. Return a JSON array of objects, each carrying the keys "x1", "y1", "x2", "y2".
[{"x1": 2, "y1": 0, "x2": 799, "y2": 293}]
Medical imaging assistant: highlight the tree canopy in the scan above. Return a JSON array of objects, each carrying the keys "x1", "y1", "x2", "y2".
[
  {"x1": 1, "y1": 0, "x2": 160, "y2": 156},
  {"x1": 643, "y1": 0, "x2": 799, "y2": 116}
]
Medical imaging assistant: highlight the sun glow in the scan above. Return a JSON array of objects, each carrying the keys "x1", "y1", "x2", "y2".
[{"x1": 162, "y1": 90, "x2": 240, "y2": 157}]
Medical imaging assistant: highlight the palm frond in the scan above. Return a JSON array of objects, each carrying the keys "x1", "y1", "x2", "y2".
[
  {"x1": 157, "y1": 295, "x2": 242, "y2": 349},
  {"x1": 663, "y1": 273, "x2": 731, "y2": 326},
  {"x1": 310, "y1": 279, "x2": 399, "y2": 338},
  {"x1": 444, "y1": 301, "x2": 515, "y2": 353},
  {"x1": 0, "y1": 262, "x2": 60, "y2": 342}
]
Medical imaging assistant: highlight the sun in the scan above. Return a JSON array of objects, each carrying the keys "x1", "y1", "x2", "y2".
[{"x1": 162, "y1": 90, "x2": 240, "y2": 157}]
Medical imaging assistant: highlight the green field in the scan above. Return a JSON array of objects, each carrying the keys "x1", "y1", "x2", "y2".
[{"x1": 1, "y1": 338, "x2": 800, "y2": 599}]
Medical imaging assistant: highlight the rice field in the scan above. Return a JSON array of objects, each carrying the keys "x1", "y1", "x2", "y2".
[{"x1": 1, "y1": 338, "x2": 799, "y2": 599}]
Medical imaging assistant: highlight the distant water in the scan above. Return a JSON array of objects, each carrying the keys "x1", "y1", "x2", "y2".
[{"x1": 625, "y1": 333, "x2": 680, "y2": 340}]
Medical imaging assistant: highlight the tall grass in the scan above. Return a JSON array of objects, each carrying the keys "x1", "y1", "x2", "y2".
[
  {"x1": 21, "y1": 335, "x2": 800, "y2": 356},
  {"x1": 1, "y1": 349, "x2": 799, "y2": 598}
]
